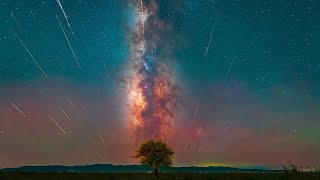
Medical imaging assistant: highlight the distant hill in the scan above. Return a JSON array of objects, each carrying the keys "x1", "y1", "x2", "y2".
[{"x1": 0, "y1": 164, "x2": 270, "y2": 173}]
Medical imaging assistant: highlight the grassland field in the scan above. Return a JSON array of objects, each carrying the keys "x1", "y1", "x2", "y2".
[{"x1": 1, "y1": 172, "x2": 320, "y2": 180}]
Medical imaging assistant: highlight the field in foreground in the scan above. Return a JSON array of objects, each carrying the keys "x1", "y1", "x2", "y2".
[{"x1": 1, "y1": 172, "x2": 320, "y2": 180}]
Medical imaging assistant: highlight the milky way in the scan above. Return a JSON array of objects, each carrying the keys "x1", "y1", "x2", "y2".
[{"x1": 124, "y1": 0, "x2": 180, "y2": 143}]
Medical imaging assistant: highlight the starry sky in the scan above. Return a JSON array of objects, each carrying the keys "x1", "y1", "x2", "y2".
[{"x1": 0, "y1": 0, "x2": 320, "y2": 168}]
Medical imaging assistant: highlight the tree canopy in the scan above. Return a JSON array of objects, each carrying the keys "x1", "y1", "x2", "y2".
[{"x1": 135, "y1": 140, "x2": 174, "y2": 175}]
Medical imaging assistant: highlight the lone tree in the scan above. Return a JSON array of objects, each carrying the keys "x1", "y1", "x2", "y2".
[{"x1": 134, "y1": 140, "x2": 174, "y2": 177}]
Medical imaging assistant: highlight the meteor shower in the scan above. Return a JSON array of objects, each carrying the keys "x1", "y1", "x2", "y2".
[{"x1": 0, "y1": 0, "x2": 319, "y2": 179}]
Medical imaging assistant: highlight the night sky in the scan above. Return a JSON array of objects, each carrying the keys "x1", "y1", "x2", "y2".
[{"x1": 0, "y1": 0, "x2": 320, "y2": 168}]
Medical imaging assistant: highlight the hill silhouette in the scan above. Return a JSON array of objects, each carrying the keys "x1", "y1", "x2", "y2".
[{"x1": 0, "y1": 164, "x2": 269, "y2": 173}]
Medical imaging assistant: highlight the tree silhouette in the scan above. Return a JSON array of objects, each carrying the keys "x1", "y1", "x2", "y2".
[{"x1": 134, "y1": 140, "x2": 174, "y2": 177}]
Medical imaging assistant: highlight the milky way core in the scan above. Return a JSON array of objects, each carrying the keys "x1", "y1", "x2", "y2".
[{"x1": 124, "y1": 0, "x2": 180, "y2": 144}]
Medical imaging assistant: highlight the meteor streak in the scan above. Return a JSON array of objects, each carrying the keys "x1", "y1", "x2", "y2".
[
  {"x1": 104, "y1": 63, "x2": 110, "y2": 79},
  {"x1": 151, "y1": 130, "x2": 156, "y2": 139},
  {"x1": 96, "y1": 152, "x2": 104, "y2": 161},
  {"x1": 192, "y1": 104, "x2": 199, "y2": 125},
  {"x1": 56, "y1": 15, "x2": 81, "y2": 69},
  {"x1": 98, "y1": 130, "x2": 104, "y2": 143},
  {"x1": 205, "y1": 24, "x2": 214, "y2": 56},
  {"x1": 48, "y1": 114, "x2": 67, "y2": 134},
  {"x1": 10, "y1": 12, "x2": 22, "y2": 31},
  {"x1": 66, "y1": 96, "x2": 75, "y2": 108},
  {"x1": 224, "y1": 56, "x2": 236, "y2": 82},
  {"x1": 55, "y1": 0, "x2": 74, "y2": 36},
  {"x1": 58, "y1": 106, "x2": 70, "y2": 120},
  {"x1": 97, "y1": 88, "x2": 101, "y2": 96},
  {"x1": 140, "y1": 0, "x2": 144, "y2": 33},
  {"x1": 10, "y1": 102, "x2": 26, "y2": 118},
  {"x1": 11, "y1": 28, "x2": 48, "y2": 79}
]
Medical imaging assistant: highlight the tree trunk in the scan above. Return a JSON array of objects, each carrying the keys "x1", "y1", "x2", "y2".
[{"x1": 153, "y1": 166, "x2": 159, "y2": 177}]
